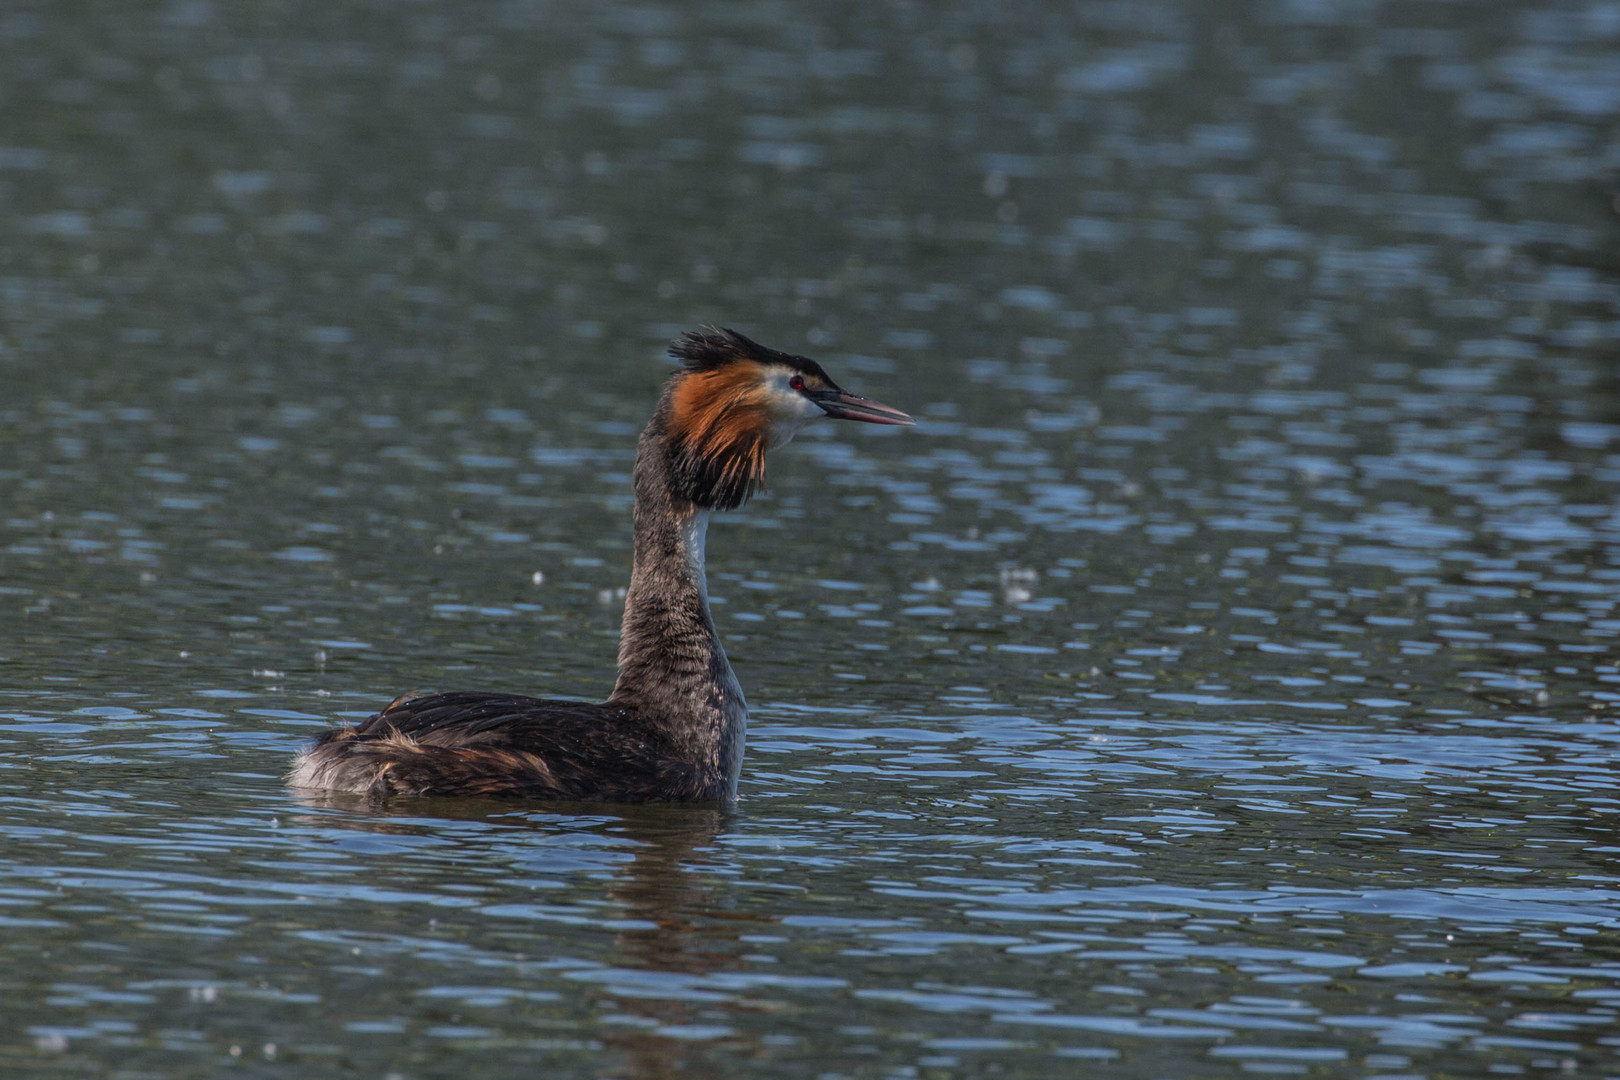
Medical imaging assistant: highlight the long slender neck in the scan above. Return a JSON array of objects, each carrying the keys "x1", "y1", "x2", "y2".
[{"x1": 607, "y1": 427, "x2": 747, "y2": 788}]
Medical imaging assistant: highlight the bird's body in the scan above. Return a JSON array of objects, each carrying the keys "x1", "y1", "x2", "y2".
[
  {"x1": 288, "y1": 329, "x2": 911, "y2": 802},
  {"x1": 288, "y1": 693, "x2": 719, "y2": 801}
]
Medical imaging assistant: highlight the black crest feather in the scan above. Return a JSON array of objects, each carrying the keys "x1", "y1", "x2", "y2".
[{"x1": 670, "y1": 327, "x2": 833, "y2": 382}]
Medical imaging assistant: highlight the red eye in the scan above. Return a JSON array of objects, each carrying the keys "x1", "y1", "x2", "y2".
[{"x1": 789, "y1": 375, "x2": 805, "y2": 390}]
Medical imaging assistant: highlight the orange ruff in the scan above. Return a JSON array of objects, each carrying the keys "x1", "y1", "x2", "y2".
[{"x1": 668, "y1": 362, "x2": 771, "y2": 490}]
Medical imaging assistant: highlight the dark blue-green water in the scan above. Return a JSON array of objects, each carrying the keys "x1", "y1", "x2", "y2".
[{"x1": 3, "y1": 1, "x2": 1619, "y2": 1077}]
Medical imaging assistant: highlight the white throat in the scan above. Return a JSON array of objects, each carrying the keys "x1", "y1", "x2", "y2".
[{"x1": 681, "y1": 510, "x2": 711, "y2": 599}]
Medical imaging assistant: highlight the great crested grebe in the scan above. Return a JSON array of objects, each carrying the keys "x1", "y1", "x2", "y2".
[{"x1": 289, "y1": 329, "x2": 913, "y2": 802}]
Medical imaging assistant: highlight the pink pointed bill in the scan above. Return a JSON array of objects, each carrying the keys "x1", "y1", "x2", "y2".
[{"x1": 812, "y1": 389, "x2": 915, "y2": 426}]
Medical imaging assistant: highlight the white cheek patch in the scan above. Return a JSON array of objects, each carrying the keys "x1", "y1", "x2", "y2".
[{"x1": 759, "y1": 369, "x2": 827, "y2": 448}]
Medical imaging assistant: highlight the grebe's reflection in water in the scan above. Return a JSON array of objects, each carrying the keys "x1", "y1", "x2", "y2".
[{"x1": 285, "y1": 794, "x2": 769, "y2": 1077}]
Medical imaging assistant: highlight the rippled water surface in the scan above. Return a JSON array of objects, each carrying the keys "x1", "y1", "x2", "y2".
[{"x1": 4, "y1": 1, "x2": 1620, "y2": 1076}]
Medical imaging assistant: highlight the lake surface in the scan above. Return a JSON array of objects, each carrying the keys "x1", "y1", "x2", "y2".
[{"x1": 3, "y1": 1, "x2": 1619, "y2": 1076}]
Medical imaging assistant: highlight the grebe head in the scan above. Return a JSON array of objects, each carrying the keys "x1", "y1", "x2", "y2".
[{"x1": 661, "y1": 328, "x2": 914, "y2": 510}]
